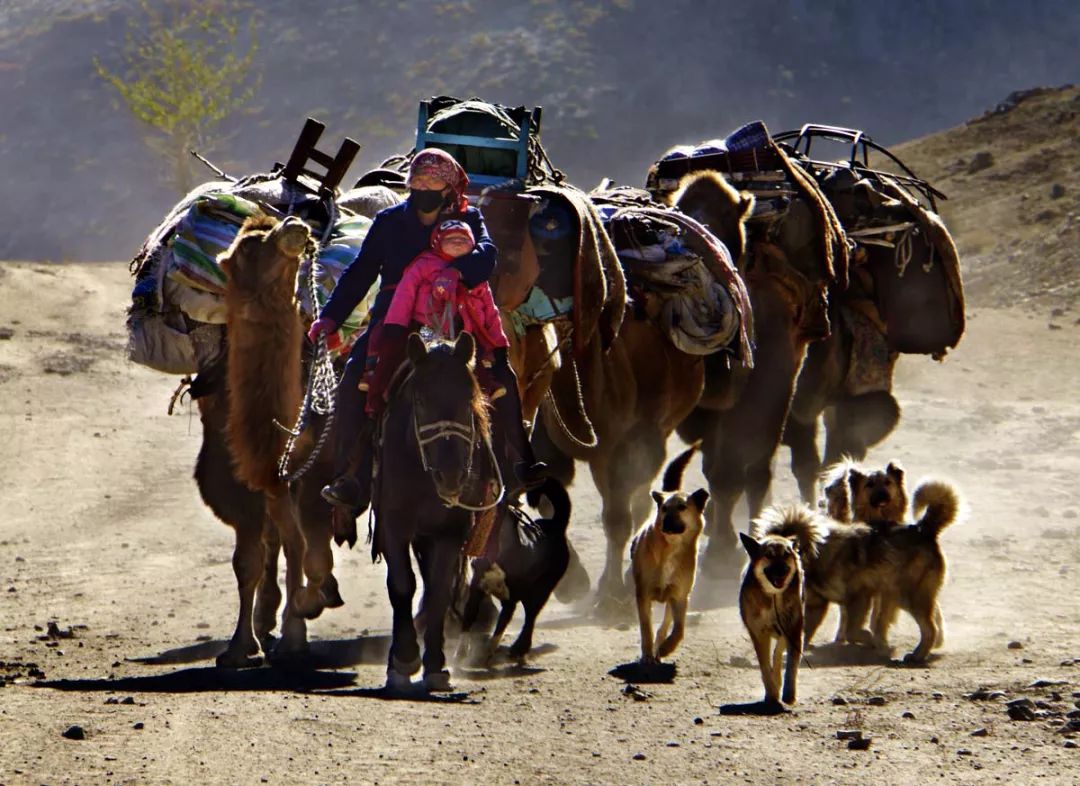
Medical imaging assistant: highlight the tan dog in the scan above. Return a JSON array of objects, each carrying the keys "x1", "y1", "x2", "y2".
[
  {"x1": 849, "y1": 461, "x2": 908, "y2": 525},
  {"x1": 630, "y1": 443, "x2": 708, "y2": 664},
  {"x1": 738, "y1": 520, "x2": 812, "y2": 706},
  {"x1": 766, "y1": 480, "x2": 959, "y2": 663}
]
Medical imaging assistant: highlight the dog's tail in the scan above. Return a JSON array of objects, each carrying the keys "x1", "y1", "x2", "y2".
[
  {"x1": 526, "y1": 477, "x2": 571, "y2": 534},
  {"x1": 912, "y1": 480, "x2": 959, "y2": 537},
  {"x1": 754, "y1": 503, "x2": 825, "y2": 559},
  {"x1": 662, "y1": 441, "x2": 701, "y2": 492}
]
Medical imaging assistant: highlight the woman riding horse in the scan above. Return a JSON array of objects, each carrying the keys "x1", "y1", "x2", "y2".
[{"x1": 308, "y1": 148, "x2": 544, "y2": 513}]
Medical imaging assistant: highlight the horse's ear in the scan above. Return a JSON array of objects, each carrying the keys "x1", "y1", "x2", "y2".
[
  {"x1": 453, "y1": 331, "x2": 476, "y2": 365},
  {"x1": 407, "y1": 332, "x2": 428, "y2": 366}
]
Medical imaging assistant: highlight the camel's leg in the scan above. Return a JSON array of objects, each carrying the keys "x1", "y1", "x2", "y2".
[
  {"x1": 290, "y1": 476, "x2": 340, "y2": 620},
  {"x1": 744, "y1": 456, "x2": 774, "y2": 521},
  {"x1": 216, "y1": 517, "x2": 266, "y2": 669},
  {"x1": 384, "y1": 536, "x2": 420, "y2": 689},
  {"x1": 253, "y1": 516, "x2": 282, "y2": 649},
  {"x1": 699, "y1": 433, "x2": 745, "y2": 577},
  {"x1": 419, "y1": 537, "x2": 461, "y2": 690},
  {"x1": 265, "y1": 490, "x2": 309, "y2": 658},
  {"x1": 783, "y1": 415, "x2": 822, "y2": 504}
]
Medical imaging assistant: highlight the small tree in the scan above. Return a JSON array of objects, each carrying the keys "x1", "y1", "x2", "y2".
[{"x1": 95, "y1": 0, "x2": 260, "y2": 195}]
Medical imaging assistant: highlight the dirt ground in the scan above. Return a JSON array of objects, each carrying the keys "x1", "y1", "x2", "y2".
[{"x1": 1, "y1": 260, "x2": 1079, "y2": 785}]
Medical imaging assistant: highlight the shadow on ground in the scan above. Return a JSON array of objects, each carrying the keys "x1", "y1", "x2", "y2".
[{"x1": 128, "y1": 635, "x2": 393, "y2": 669}]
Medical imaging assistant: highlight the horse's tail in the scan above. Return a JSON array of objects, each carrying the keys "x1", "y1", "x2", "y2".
[
  {"x1": 527, "y1": 477, "x2": 571, "y2": 534},
  {"x1": 662, "y1": 441, "x2": 701, "y2": 492}
]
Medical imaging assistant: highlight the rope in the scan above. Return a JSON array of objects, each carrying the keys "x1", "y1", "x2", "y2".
[
  {"x1": 543, "y1": 355, "x2": 598, "y2": 449},
  {"x1": 276, "y1": 198, "x2": 342, "y2": 482}
]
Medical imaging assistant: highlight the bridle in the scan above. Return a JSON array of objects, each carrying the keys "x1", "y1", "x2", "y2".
[{"x1": 408, "y1": 381, "x2": 503, "y2": 512}]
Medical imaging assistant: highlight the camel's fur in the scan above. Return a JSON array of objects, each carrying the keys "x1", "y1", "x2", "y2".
[
  {"x1": 668, "y1": 171, "x2": 840, "y2": 577},
  {"x1": 201, "y1": 214, "x2": 341, "y2": 667},
  {"x1": 220, "y1": 214, "x2": 306, "y2": 492},
  {"x1": 536, "y1": 190, "x2": 752, "y2": 606}
]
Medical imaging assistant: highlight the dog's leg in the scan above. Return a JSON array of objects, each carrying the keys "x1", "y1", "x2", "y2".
[
  {"x1": 509, "y1": 602, "x2": 539, "y2": 660},
  {"x1": 656, "y1": 602, "x2": 674, "y2": 645},
  {"x1": 751, "y1": 631, "x2": 779, "y2": 703},
  {"x1": 488, "y1": 599, "x2": 516, "y2": 660},
  {"x1": 802, "y1": 592, "x2": 829, "y2": 648},
  {"x1": 904, "y1": 595, "x2": 938, "y2": 664},
  {"x1": 843, "y1": 594, "x2": 874, "y2": 646},
  {"x1": 782, "y1": 619, "x2": 803, "y2": 705},
  {"x1": 932, "y1": 603, "x2": 945, "y2": 649},
  {"x1": 637, "y1": 592, "x2": 656, "y2": 663},
  {"x1": 656, "y1": 597, "x2": 688, "y2": 659},
  {"x1": 870, "y1": 594, "x2": 899, "y2": 652}
]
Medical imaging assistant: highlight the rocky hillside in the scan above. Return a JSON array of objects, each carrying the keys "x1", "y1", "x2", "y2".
[
  {"x1": 890, "y1": 86, "x2": 1080, "y2": 308},
  {"x1": 1, "y1": 0, "x2": 1078, "y2": 262}
]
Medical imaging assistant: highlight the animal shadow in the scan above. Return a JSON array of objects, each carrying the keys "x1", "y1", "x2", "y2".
[
  {"x1": 608, "y1": 660, "x2": 677, "y2": 684},
  {"x1": 718, "y1": 699, "x2": 788, "y2": 716},
  {"x1": 128, "y1": 635, "x2": 393, "y2": 670},
  {"x1": 35, "y1": 666, "x2": 356, "y2": 694},
  {"x1": 312, "y1": 685, "x2": 479, "y2": 704}
]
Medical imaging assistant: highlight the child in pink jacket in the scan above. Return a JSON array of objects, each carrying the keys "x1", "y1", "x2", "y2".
[{"x1": 365, "y1": 218, "x2": 542, "y2": 493}]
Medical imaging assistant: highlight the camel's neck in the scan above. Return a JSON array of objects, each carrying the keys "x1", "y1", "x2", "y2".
[{"x1": 222, "y1": 280, "x2": 303, "y2": 492}]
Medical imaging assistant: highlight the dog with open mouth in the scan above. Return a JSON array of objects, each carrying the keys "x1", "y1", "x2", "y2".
[{"x1": 739, "y1": 510, "x2": 815, "y2": 707}]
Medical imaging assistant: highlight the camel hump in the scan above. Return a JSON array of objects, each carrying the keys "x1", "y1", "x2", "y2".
[{"x1": 661, "y1": 440, "x2": 701, "y2": 492}]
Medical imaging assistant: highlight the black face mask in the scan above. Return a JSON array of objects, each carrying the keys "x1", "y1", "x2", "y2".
[{"x1": 410, "y1": 188, "x2": 446, "y2": 213}]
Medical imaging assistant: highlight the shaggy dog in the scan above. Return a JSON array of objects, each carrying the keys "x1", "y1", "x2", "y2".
[
  {"x1": 458, "y1": 477, "x2": 572, "y2": 662},
  {"x1": 818, "y1": 459, "x2": 909, "y2": 642},
  {"x1": 739, "y1": 521, "x2": 812, "y2": 706},
  {"x1": 630, "y1": 443, "x2": 708, "y2": 664},
  {"x1": 763, "y1": 479, "x2": 959, "y2": 663}
]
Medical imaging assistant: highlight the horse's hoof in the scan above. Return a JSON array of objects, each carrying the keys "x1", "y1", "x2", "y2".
[
  {"x1": 423, "y1": 669, "x2": 453, "y2": 692},
  {"x1": 216, "y1": 650, "x2": 264, "y2": 669}
]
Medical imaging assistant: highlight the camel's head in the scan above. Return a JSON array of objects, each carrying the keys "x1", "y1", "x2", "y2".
[
  {"x1": 220, "y1": 214, "x2": 312, "y2": 294},
  {"x1": 672, "y1": 172, "x2": 754, "y2": 266}
]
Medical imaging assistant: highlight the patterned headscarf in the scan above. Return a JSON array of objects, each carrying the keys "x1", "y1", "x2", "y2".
[{"x1": 408, "y1": 148, "x2": 470, "y2": 213}]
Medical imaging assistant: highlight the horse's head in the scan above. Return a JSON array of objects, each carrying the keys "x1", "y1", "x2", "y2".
[
  {"x1": 219, "y1": 214, "x2": 311, "y2": 297},
  {"x1": 406, "y1": 331, "x2": 491, "y2": 503}
]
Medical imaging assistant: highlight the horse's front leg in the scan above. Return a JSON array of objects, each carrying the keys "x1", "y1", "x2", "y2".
[
  {"x1": 419, "y1": 534, "x2": 464, "y2": 691},
  {"x1": 384, "y1": 535, "x2": 420, "y2": 690}
]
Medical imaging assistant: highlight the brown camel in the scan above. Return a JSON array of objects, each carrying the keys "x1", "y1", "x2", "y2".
[
  {"x1": 668, "y1": 170, "x2": 847, "y2": 578},
  {"x1": 783, "y1": 170, "x2": 964, "y2": 503},
  {"x1": 534, "y1": 191, "x2": 753, "y2": 607},
  {"x1": 198, "y1": 214, "x2": 341, "y2": 667}
]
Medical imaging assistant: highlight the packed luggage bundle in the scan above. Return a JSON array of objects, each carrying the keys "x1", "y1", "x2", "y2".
[
  {"x1": 591, "y1": 188, "x2": 752, "y2": 363},
  {"x1": 126, "y1": 119, "x2": 377, "y2": 375},
  {"x1": 773, "y1": 124, "x2": 965, "y2": 357},
  {"x1": 647, "y1": 122, "x2": 796, "y2": 222}
]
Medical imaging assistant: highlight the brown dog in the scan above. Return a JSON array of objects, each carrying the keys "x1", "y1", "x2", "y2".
[
  {"x1": 630, "y1": 443, "x2": 708, "y2": 664},
  {"x1": 817, "y1": 460, "x2": 909, "y2": 643},
  {"x1": 739, "y1": 518, "x2": 812, "y2": 706},
  {"x1": 766, "y1": 480, "x2": 959, "y2": 663}
]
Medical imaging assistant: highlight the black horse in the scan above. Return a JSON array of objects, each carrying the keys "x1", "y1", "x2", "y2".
[{"x1": 374, "y1": 331, "x2": 499, "y2": 691}]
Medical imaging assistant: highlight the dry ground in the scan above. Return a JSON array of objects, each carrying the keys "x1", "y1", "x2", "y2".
[{"x1": 1, "y1": 260, "x2": 1079, "y2": 785}]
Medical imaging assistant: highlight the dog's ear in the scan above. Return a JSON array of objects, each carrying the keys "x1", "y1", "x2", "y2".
[
  {"x1": 689, "y1": 488, "x2": 710, "y2": 512},
  {"x1": 651, "y1": 490, "x2": 664, "y2": 507},
  {"x1": 739, "y1": 532, "x2": 761, "y2": 559},
  {"x1": 848, "y1": 469, "x2": 866, "y2": 493},
  {"x1": 786, "y1": 535, "x2": 800, "y2": 553},
  {"x1": 886, "y1": 461, "x2": 905, "y2": 483}
]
